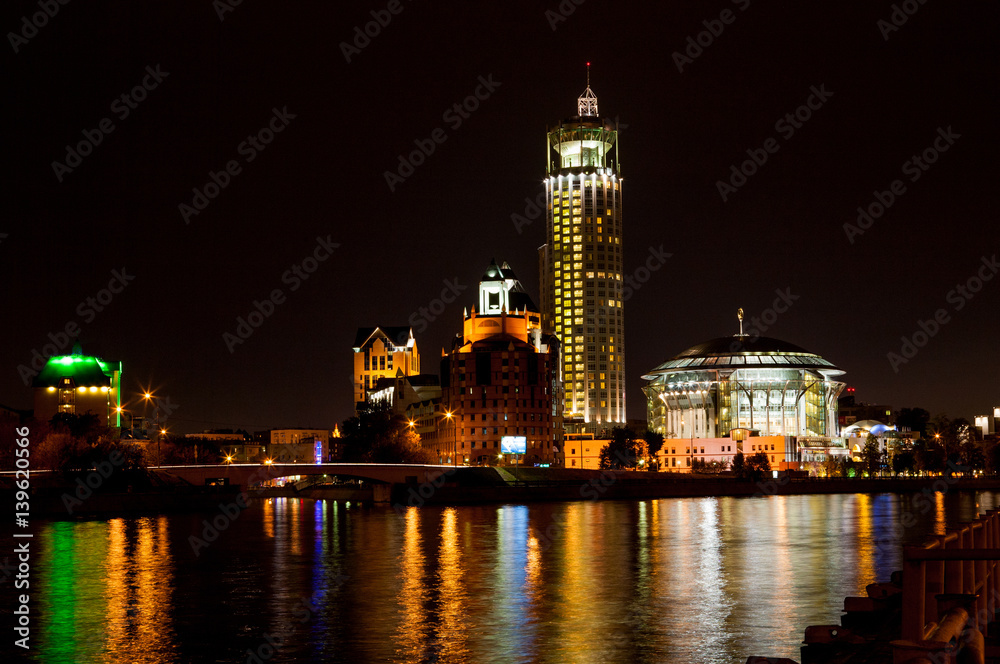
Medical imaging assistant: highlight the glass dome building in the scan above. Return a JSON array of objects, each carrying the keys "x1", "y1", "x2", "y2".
[{"x1": 642, "y1": 335, "x2": 845, "y2": 440}]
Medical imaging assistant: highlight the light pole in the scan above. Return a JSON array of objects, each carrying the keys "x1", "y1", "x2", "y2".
[
  {"x1": 159, "y1": 428, "x2": 167, "y2": 466},
  {"x1": 114, "y1": 406, "x2": 133, "y2": 437},
  {"x1": 444, "y1": 410, "x2": 454, "y2": 465},
  {"x1": 429, "y1": 410, "x2": 454, "y2": 464}
]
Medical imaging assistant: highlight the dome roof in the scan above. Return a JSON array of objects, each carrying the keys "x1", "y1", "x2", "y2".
[
  {"x1": 642, "y1": 335, "x2": 844, "y2": 380},
  {"x1": 843, "y1": 420, "x2": 894, "y2": 436},
  {"x1": 675, "y1": 336, "x2": 810, "y2": 357}
]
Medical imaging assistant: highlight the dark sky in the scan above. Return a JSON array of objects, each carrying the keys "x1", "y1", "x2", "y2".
[{"x1": 4, "y1": 0, "x2": 998, "y2": 433}]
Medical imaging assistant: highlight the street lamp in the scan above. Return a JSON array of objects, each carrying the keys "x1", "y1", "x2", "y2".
[
  {"x1": 444, "y1": 410, "x2": 455, "y2": 466},
  {"x1": 114, "y1": 405, "x2": 134, "y2": 435}
]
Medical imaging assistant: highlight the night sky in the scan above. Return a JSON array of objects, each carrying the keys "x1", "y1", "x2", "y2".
[{"x1": 5, "y1": 0, "x2": 997, "y2": 433}]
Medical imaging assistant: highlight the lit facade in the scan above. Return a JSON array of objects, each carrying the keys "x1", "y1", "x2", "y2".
[
  {"x1": 352, "y1": 326, "x2": 420, "y2": 405},
  {"x1": 269, "y1": 428, "x2": 332, "y2": 463},
  {"x1": 538, "y1": 72, "x2": 625, "y2": 432},
  {"x1": 643, "y1": 335, "x2": 845, "y2": 440},
  {"x1": 563, "y1": 432, "x2": 610, "y2": 469},
  {"x1": 368, "y1": 373, "x2": 441, "y2": 417},
  {"x1": 975, "y1": 408, "x2": 999, "y2": 438},
  {"x1": 438, "y1": 260, "x2": 562, "y2": 465},
  {"x1": 32, "y1": 344, "x2": 122, "y2": 427}
]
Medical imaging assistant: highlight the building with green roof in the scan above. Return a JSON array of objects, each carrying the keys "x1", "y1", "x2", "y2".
[{"x1": 32, "y1": 344, "x2": 122, "y2": 427}]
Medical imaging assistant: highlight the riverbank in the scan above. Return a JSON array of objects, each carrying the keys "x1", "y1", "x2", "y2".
[
  {"x1": 15, "y1": 468, "x2": 1000, "y2": 515},
  {"x1": 382, "y1": 471, "x2": 1000, "y2": 506}
]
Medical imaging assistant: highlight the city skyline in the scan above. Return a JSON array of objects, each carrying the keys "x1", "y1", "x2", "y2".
[{"x1": 4, "y1": 1, "x2": 997, "y2": 434}]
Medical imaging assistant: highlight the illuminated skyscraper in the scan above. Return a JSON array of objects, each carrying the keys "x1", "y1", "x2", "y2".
[{"x1": 538, "y1": 66, "x2": 624, "y2": 432}]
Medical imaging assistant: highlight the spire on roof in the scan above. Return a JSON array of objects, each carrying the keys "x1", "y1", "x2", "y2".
[{"x1": 578, "y1": 62, "x2": 598, "y2": 116}]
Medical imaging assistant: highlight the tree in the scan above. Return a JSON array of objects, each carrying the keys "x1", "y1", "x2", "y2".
[
  {"x1": 892, "y1": 451, "x2": 915, "y2": 476},
  {"x1": 987, "y1": 442, "x2": 1000, "y2": 475},
  {"x1": 731, "y1": 451, "x2": 746, "y2": 478},
  {"x1": 643, "y1": 429, "x2": 664, "y2": 457},
  {"x1": 959, "y1": 439, "x2": 985, "y2": 474},
  {"x1": 599, "y1": 427, "x2": 649, "y2": 470},
  {"x1": 745, "y1": 451, "x2": 771, "y2": 482},
  {"x1": 915, "y1": 438, "x2": 945, "y2": 474},
  {"x1": 862, "y1": 433, "x2": 883, "y2": 477},
  {"x1": 366, "y1": 428, "x2": 433, "y2": 464},
  {"x1": 341, "y1": 402, "x2": 434, "y2": 464},
  {"x1": 822, "y1": 455, "x2": 842, "y2": 477},
  {"x1": 895, "y1": 407, "x2": 931, "y2": 436}
]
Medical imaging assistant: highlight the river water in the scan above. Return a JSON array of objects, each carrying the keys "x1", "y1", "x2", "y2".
[{"x1": 12, "y1": 490, "x2": 1000, "y2": 663}]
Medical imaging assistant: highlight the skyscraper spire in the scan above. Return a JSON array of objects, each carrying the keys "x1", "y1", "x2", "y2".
[{"x1": 578, "y1": 62, "x2": 598, "y2": 117}]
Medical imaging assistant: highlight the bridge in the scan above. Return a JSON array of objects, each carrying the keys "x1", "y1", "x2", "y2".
[{"x1": 152, "y1": 463, "x2": 462, "y2": 501}]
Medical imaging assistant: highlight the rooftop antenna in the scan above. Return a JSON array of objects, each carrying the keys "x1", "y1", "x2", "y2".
[
  {"x1": 578, "y1": 62, "x2": 598, "y2": 117},
  {"x1": 737, "y1": 308, "x2": 745, "y2": 336}
]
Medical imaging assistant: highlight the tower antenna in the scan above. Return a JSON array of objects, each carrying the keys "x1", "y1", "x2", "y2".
[{"x1": 578, "y1": 62, "x2": 598, "y2": 116}]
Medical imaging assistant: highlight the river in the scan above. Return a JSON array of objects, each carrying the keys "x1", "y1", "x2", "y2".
[{"x1": 13, "y1": 490, "x2": 1000, "y2": 663}]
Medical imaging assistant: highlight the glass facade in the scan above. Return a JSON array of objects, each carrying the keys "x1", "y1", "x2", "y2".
[{"x1": 642, "y1": 340, "x2": 845, "y2": 440}]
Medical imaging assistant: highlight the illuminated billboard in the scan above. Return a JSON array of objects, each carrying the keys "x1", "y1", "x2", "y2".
[{"x1": 501, "y1": 436, "x2": 526, "y2": 455}]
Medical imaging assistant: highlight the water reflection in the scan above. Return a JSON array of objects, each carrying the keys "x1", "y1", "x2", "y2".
[
  {"x1": 435, "y1": 507, "x2": 469, "y2": 661},
  {"x1": 37, "y1": 517, "x2": 176, "y2": 664},
  {"x1": 394, "y1": 508, "x2": 426, "y2": 662},
  {"x1": 29, "y1": 490, "x2": 1000, "y2": 664}
]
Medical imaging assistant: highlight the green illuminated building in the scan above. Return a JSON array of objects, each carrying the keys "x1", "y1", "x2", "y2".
[{"x1": 32, "y1": 344, "x2": 122, "y2": 427}]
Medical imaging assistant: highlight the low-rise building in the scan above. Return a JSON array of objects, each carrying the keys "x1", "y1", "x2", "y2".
[
  {"x1": 269, "y1": 428, "x2": 331, "y2": 463},
  {"x1": 563, "y1": 432, "x2": 609, "y2": 469}
]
